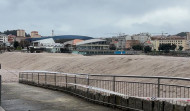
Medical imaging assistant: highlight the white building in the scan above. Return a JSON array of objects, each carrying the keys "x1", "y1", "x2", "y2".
[
  {"x1": 32, "y1": 38, "x2": 64, "y2": 53},
  {"x1": 0, "y1": 34, "x2": 8, "y2": 45},
  {"x1": 132, "y1": 33, "x2": 150, "y2": 44},
  {"x1": 112, "y1": 35, "x2": 131, "y2": 50}
]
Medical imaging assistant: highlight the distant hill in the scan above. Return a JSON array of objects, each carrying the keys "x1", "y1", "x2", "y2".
[
  {"x1": 0, "y1": 30, "x2": 30, "y2": 37},
  {"x1": 176, "y1": 32, "x2": 188, "y2": 37},
  {"x1": 26, "y1": 35, "x2": 94, "y2": 43}
]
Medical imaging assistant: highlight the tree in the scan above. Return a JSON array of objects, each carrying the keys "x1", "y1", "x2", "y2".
[
  {"x1": 13, "y1": 41, "x2": 20, "y2": 49},
  {"x1": 132, "y1": 45, "x2": 143, "y2": 51},
  {"x1": 25, "y1": 33, "x2": 30, "y2": 37},
  {"x1": 3, "y1": 30, "x2": 17, "y2": 36},
  {"x1": 178, "y1": 46, "x2": 183, "y2": 51},
  {"x1": 1, "y1": 30, "x2": 30, "y2": 37},
  {"x1": 158, "y1": 43, "x2": 172, "y2": 53},
  {"x1": 109, "y1": 44, "x2": 116, "y2": 50},
  {"x1": 20, "y1": 40, "x2": 30, "y2": 48},
  {"x1": 171, "y1": 44, "x2": 177, "y2": 50},
  {"x1": 144, "y1": 46, "x2": 151, "y2": 53}
]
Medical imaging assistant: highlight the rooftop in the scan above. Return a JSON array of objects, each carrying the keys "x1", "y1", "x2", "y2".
[{"x1": 76, "y1": 39, "x2": 106, "y2": 45}]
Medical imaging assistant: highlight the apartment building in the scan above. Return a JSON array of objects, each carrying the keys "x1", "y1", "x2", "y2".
[
  {"x1": 17, "y1": 29, "x2": 25, "y2": 37},
  {"x1": 131, "y1": 33, "x2": 150, "y2": 44},
  {"x1": 0, "y1": 34, "x2": 8, "y2": 44},
  {"x1": 151, "y1": 36, "x2": 188, "y2": 51},
  {"x1": 31, "y1": 31, "x2": 41, "y2": 38},
  {"x1": 112, "y1": 35, "x2": 131, "y2": 50}
]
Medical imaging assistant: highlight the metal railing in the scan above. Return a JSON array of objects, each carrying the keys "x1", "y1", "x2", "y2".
[{"x1": 19, "y1": 71, "x2": 190, "y2": 99}]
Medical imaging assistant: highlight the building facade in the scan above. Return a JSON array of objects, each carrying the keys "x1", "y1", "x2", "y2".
[
  {"x1": 131, "y1": 33, "x2": 150, "y2": 44},
  {"x1": 112, "y1": 35, "x2": 131, "y2": 50},
  {"x1": 151, "y1": 36, "x2": 188, "y2": 51},
  {"x1": 8, "y1": 34, "x2": 16, "y2": 43},
  {"x1": 17, "y1": 29, "x2": 25, "y2": 37},
  {"x1": 31, "y1": 31, "x2": 41, "y2": 38},
  {"x1": 0, "y1": 34, "x2": 8, "y2": 44},
  {"x1": 76, "y1": 39, "x2": 109, "y2": 50},
  {"x1": 126, "y1": 40, "x2": 140, "y2": 49}
]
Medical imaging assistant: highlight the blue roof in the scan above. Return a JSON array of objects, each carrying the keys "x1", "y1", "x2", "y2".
[{"x1": 26, "y1": 35, "x2": 93, "y2": 42}]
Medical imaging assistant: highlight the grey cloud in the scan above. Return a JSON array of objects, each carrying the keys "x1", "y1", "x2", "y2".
[{"x1": 0, "y1": 0, "x2": 190, "y2": 37}]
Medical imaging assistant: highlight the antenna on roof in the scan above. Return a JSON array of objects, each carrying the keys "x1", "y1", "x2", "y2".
[{"x1": 52, "y1": 30, "x2": 54, "y2": 36}]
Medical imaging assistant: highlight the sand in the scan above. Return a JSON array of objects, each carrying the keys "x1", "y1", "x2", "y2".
[{"x1": 0, "y1": 52, "x2": 190, "y2": 83}]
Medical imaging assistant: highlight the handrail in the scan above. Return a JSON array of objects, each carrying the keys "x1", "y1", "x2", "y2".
[{"x1": 20, "y1": 71, "x2": 190, "y2": 81}]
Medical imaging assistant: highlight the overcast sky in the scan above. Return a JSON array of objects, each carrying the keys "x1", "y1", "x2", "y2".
[{"x1": 0, "y1": 0, "x2": 190, "y2": 37}]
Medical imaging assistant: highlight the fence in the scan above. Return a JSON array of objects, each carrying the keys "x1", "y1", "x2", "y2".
[{"x1": 19, "y1": 71, "x2": 190, "y2": 110}]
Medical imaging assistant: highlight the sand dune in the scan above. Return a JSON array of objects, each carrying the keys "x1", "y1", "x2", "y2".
[{"x1": 0, "y1": 52, "x2": 190, "y2": 82}]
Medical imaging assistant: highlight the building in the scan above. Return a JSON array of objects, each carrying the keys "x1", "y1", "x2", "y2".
[
  {"x1": 64, "y1": 39, "x2": 84, "y2": 46},
  {"x1": 187, "y1": 32, "x2": 190, "y2": 40},
  {"x1": 31, "y1": 38, "x2": 63, "y2": 53},
  {"x1": 0, "y1": 34, "x2": 8, "y2": 45},
  {"x1": 76, "y1": 39, "x2": 109, "y2": 50},
  {"x1": 15, "y1": 36, "x2": 26, "y2": 43},
  {"x1": 151, "y1": 36, "x2": 188, "y2": 51},
  {"x1": 112, "y1": 35, "x2": 131, "y2": 50},
  {"x1": 8, "y1": 34, "x2": 16, "y2": 43},
  {"x1": 185, "y1": 32, "x2": 190, "y2": 50},
  {"x1": 126, "y1": 40, "x2": 140, "y2": 49},
  {"x1": 131, "y1": 33, "x2": 150, "y2": 44},
  {"x1": 31, "y1": 31, "x2": 41, "y2": 38},
  {"x1": 63, "y1": 39, "x2": 84, "y2": 50},
  {"x1": 17, "y1": 29, "x2": 25, "y2": 37}
]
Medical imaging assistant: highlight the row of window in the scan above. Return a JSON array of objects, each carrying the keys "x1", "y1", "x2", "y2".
[{"x1": 159, "y1": 40, "x2": 183, "y2": 42}]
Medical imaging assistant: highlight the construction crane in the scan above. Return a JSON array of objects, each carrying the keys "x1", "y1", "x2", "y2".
[
  {"x1": 150, "y1": 32, "x2": 168, "y2": 37},
  {"x1": 106, "y1": 32, "x2": 125, "y2": 37}
]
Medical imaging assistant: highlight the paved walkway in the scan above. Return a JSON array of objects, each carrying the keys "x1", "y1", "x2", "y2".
[{"x1": 2, "y1": 83, "x2": 120, "y2": 111}]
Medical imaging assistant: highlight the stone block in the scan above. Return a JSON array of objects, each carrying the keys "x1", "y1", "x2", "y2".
[
  {"x1": 115, "y1": 95, "x2": 122, "y2": 105},
  {"x1": 128, "y1": 97, "x2": 136, "y2": 108},
  {"x1": 143, "y1": 99, "x2": 153, "y2": 111},
  {"x1": 135, "y1": 98, "x2": 143, "y2": 110},
  {"x1": 121, "y1": 97, "x2": 128, "y2": 107},
  {"x1": 164, "y1": 102, "x2": 174, "y2": 111},
  {"x1": 186, "y1": 105, "x2": 190, "y2": 111},
  {"x1": 109, "y1": 94, "x2": 116, "y2": 105},
  {"x1": 153, "y1": 100, "x2": 164, "y2": 111},
  {"x1": 99, "y1": 94, "x2": 104, "y2": 102},
  {"x1": 174, "y1": 104, "x2": 185, "y2": 111}
]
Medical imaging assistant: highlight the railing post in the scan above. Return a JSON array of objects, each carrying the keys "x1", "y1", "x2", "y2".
[
  {"x1": 38, "y1": 73, "x2": 39, "y2": 84},
  {"x1": 45, "y1": 73, "x2": 47, "y2": 85},
  {"x1": 26, "y1": 72, "x2": 28, "y2": 82},
  {"x1": 113, "y1": 76, "x2": 115, "y2": 92},
  {"x1": 75, "y1": 75, "x2": 77, "y2": 91},
  {"x1": 87, "y1": 75, "x2": 89, "y2": 93},
  {"x1": 66, "y1": 74, "x2": 67, "y2": 89},
  {"x1": 113, "y1": 76, "x2": 116, "y2": 107},
  {"x1": 19, "y1": 72, "x2": 20, "y2": 82},
  {"x1": 32, "y1": 73, "x2": 33, "y2": 83},
  {"x1": 54, "y1": 73, "x2": 56, "y2": 86},
  {"x1": 157, "y1": 78, "x2": 160, "y2": 98},
  {"x1": 22, "y1": 73, "x2": 23, "y2": 82}
]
